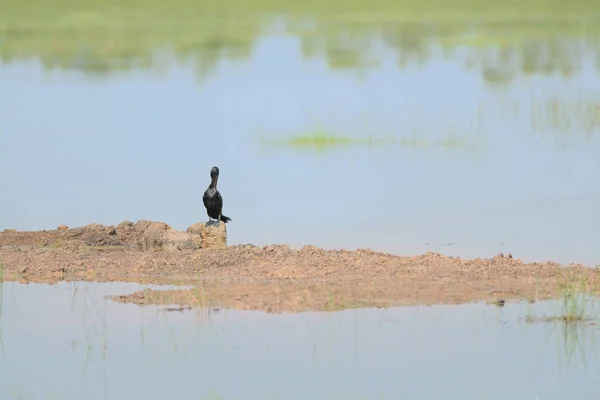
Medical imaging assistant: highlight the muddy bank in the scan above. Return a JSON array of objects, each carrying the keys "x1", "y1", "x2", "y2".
[{"x1": 1, "y1": 221, "x2": 598, "y2": 313}]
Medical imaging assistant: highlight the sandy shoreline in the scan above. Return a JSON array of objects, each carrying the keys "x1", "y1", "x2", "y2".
[{"x1": 1, "y1": 221, "x2": 598, "y2": 313}]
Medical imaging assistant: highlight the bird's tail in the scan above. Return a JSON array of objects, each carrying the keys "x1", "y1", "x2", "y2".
[{"x1": 220, "y1": 214, "x2": 231, "y2": 223}]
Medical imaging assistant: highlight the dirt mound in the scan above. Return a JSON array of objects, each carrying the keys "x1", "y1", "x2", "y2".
[
  {"x1": 1, "y1": 221, "x2": 598, "y2": 313},
  {"x1": 0, "y1": 220, "x2": 204, "y2": 252}
]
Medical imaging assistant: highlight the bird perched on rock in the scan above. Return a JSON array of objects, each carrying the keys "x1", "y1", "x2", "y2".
[{"x1": 202, "y1": 166, "x2": 231, "y2": 227}]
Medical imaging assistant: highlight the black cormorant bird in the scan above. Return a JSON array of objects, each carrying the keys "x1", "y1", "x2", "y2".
[{"x1": 202, "y1": 166, "x2": 231, "y2": 227}]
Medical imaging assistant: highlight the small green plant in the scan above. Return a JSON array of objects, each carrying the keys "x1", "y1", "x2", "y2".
[
  {"x1": 518, "y1": 271, "x2": 600, "y2": 372},
  {"x1": 556, "y1": 272, "x2": 595, "y2": 322},
  {"x1": 524, "y1": 269, "x2": 599, "y2": 323},
  {"x1": 552, "y1": 271, "x2": 600, "y2": 372},
  {"x1": 325, "y1": 292, "x2": 339, "y2": 311}
]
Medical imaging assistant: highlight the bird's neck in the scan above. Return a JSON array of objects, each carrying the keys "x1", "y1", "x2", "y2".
[{"x1": 209, "y1": 176, "x2": 219, "y2": 189}]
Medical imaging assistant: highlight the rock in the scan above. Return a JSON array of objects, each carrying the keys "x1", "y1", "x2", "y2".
[
  {"x1": 162, "y1": 229, "x2": 200, "y2": 251},
  {"x1": 57, "y1": 224, "x2": 68, "y2": 230},
  {"x1": 185, "y1": 222, "x2": 228, "y2": 249},
  {"x1": 65, "y1": 227, "x2": 85, "y2": 237},
  {"x1": 85, "y1": 223, "x2": 105, "y2": 233},
  {"x1": 142, "y1": 223, "x2": 169, "y2": 238},
  {"x1": 136, "y1": 223, "x2": 166, "y2": 251},
  {"x1": 491, "y1": 299, "x2": 505, "y2": 307},
  {"x1": 136, "y1": 222, "x2": 203, "y2": 252},
  {"x1": 134, "y1": 220, "x2": 170, "y2": 233},
  {"x1": 300, "y1": 245, "x2": 318, "y2": 253},
  {"x1": 78, "y1": 223, "x2": 125, "y2": 246},
  {"x1": 186, "y1": 223, "x2": 205, "y2": 235},
  {"x1": 201, "y1": 222, "x2": 227, "y2": 249}
]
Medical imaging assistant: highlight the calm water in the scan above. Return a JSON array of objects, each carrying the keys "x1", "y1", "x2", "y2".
[
  {"x1": 0, "y1": 281, "x2": 599, "y2": 399},
  {"x1": 1, "y1": 10, "x2": 599, "y2": 265}
]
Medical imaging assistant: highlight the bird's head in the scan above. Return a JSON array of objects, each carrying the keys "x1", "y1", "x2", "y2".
[{"x1": 210, "y1": 166, "x2": 220, "y2": 179}]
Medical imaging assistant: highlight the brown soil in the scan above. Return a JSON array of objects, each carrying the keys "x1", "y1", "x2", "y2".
[{"x1": 1, "y1": 221, "x2": 598, "y2": 313}]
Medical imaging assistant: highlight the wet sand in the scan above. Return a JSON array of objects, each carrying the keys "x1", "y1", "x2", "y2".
[{"x1": 1, "y1": 221, "x2": 598, "y2": 313}]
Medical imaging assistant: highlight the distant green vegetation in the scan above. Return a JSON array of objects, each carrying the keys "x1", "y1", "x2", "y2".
[
  {"x1": 287, "y1": 131, "x2": 354, "y2": 148},
  {"x1": 259, "y1": 130, "x2": 356, "y2": 152},
  {"x1": 1, "y1": 0, "x2": 599, "y2": 80},
  {"x1": 257, "y1": 129, "x2": 483, "y2": 152}
]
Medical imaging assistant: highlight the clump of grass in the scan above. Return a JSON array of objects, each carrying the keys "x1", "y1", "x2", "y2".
[
  {"x1": 552, "y1": 272, "x2": 600, "y2": 371},
  {"x1": 520, "y1": 270, "x2": 600, "y2": 371},
  {"x1": 525, "y1": 269, "x2": 598, "y2": 323},
  {"x1": 556, "y1": 272, "x2": 596, "y2": 323}
]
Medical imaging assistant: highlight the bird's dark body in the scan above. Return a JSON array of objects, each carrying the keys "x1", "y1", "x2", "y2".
[
  {"x1": 202, "y1": 189, "x2": 230, "y2": 223},
  {"x1": 203, "y1": 166, "x2": 231, "y2": 225}
]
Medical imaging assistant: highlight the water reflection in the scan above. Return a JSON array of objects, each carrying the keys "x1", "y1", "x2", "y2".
[
  {"x1": 0, "y1": 281, "x2": 599, "y2": 400},
  {"x1": 2, "y1": 0, "x2": 600, "y2": 81},
  {"x1": 557, "y1": 318, "x2": 600, "y2": 374}
]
